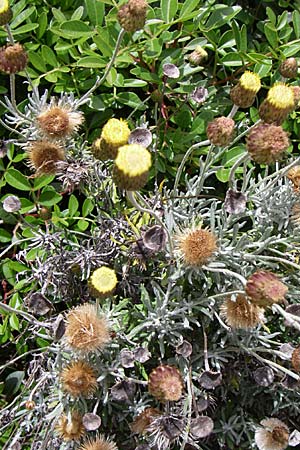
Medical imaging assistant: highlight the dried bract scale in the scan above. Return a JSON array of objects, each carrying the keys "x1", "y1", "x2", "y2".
[
  {"x1": 82, "y1": 413, "x2": 101, "y2": 431},
  {"x1": 65, "y1": 304, "x2": 110, "y2": 354},
  {"x1": 27, "y1": 140, "x2": 65, "y2": 174},
  {"x1": 220, "y1": 294, "x2": 264, "y2": 329},
  {"x1": 291, "y1": 346, "x2": 300, "y2": 372},
  {"x1": 255, "y1": 418, "x2": 289, "y2": 450},
  {"x1": 0, "y1": 43, "x2": 27, "y2": 73},
  {"x1": 188, "y1": 45, "x2": 208, "y2": 66},
  {"x1": 24, "y1": 292, "x2": 53, "y2": 316},
  {"x1": 162, "y1": 63, "x2": 180, "y2": 79},
  {"x1": 80, "y1": 434, "x2": 118, "y2": 450},
  {"x1": 61, "y1": 360, "x2": 98, "y2": 397},
  {"x1": 0, "y1": 0, "x2": 12, "y2": 25},
  {"x1": 89, "y1": 267, "x2": 118, "y2": 298},
  {"x1": 224, "y1": 189, "x2": 247, "y2": 214},
  {"x1": 37, "y1": 105, "x2": 84, "y2": 139},
  {"x1": 56, "y1": 411, "x2": 85, "y2": 441},
  {"x1": 148, "y1": 365, "x2": 184, "y2": 402},
  {"x1": 246, "y1": 123, "x2": 289, "y2": 164},
  {"x1": 117, "y1": 0, "x2": 148, "y2": 32},
  {"x1": 253, "y1": 367, "x2": 274, "y2": 387},
  {"x1": 279, "y1": 58, "x2": 298, "y2": 78},
  {"x1": 245, "y1": 271, "x2": 288, "y2": 307},
  {"x1": 287, "y1": 165, "x2": 300, "y2": 192},
  {"x1": 175, "y1": 226, "x2": 217, "y2": 267},
  {"x1": 2, "y1": 195, "x2": 21, "y2": 213},
  {"x1": 113, "y1": 144, "x2": 151, "y2": 191},
  {"x1": 92, "y1": 118, "x2": 130, "y2": 161},
  {"x1": 230, "y1": 71, "x2": 261, "y2": 108},
  {"x1": 190, "y1": 86, "x2": 208, "y2": 104},
  {"x1": 206, "y1": 116, "x2": 235, "y2": 146},
  {"x1": 128, "y1": 127, "x2": 152, "y2": 147},
  {"x1": 131, "y1": 408, "x2": 161, "y2": 434},
  {"x1": 190, "y1": 416, "x2": 214, "y2": 439},
  {"x1": 259, "y1": 83, "x2": 295, "y2": 125}
]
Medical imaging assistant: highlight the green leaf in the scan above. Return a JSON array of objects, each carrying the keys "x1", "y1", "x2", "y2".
[
  {"x1": 3, "y1": 371, "x2": 24, "y2": 397},
  {"x1": 20, "y1": 198, "x2": 35, "y2": 214},
  {"x1": 39, "y1": 188, "x2": 62, "y2": 207},
  {"x1": 231, "y1": 20, "x2": 241, "y2": 50},
  {"x1": 203, "y1": 6, "x2": 241, "y2": 31},
  {"x1": 37, "y1": 11, "x2": 48, "y2": 39},
  {"x1": 10, "y1": 6, "x2": 35, "y2": 29},
  {"x1": 52, "y1": 8, "x2": 66, "y2": 23},
  {"x1": 264, "y1": 23, "x2": 278, "y2": 49},
  {"x1": 71, "y1": 6, "x2": 84, "y2": 20},
  {"x1": 82, "y1": 198, "x2": 94, "y2": 217},
  {"x1": 0, "y1": 229, "x2": 11, "y2": 243},
  {"x1": 221, "y1": 146, "x2": 246, "y2": 167},
  {"x1": 68, "y1": 194, "x2": 79, "y2": 217},
  {"x1": 221, "y1": 52, "x2": 243, "y2": 67},
  {"x1": 86, "y1": 0, "x2": 104, "y2": 26},
  {"x1": 58, "y1": 20, "x2": 94, "y2": 39},
  {"x1": 5, "y1": 168, "x2": 31, "y2": 191},
  {"x1": 93, "y1": 33, "x2": 113, "y2": 57},
  {"x1": 240, "y1": 24, "x2": 247, "y2": 52},
  {"x1": 179, "y1": 0, "x2": 199, "y2": 19},
  {"x1": 41, "y1": 46, "x2": 58, "y2": 68},
  {"x1": 266, "y1": 6, "x2": 276, "y2": 25},
  {"x1": 77, "y1": 55, "x2": 106, "y2": 68},
  {"x1": 293, "y1": 11, "x2": 300, "y2": 39},
  {"x1": 77, "y1": 219, "x2": 89, "y2": 231},
  {"x1": 28, "y1": 51, "x2": 47, "y2": 73},
  {"x1": 33, "y1": 174, "x2": 55, "y2": 191},
  {"x1": 161, "y1": 0, "x2": 178, "y2": 23},
  {"x1": 9, "y1": 314, "x2": 20, "y2": 331},
  {"x1": 115, "y1": 92, "x2": 147, "y2": 110},
  {"x1": 12, "y1": 23, "x2": 39, "y2": 35}
]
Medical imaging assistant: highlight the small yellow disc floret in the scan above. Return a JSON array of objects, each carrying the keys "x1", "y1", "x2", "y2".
[
  {"x1": 267, "y1": 83, "x2": 295, "y2": 109},
  {"x1": 90, "y1": 267, "x2": 118, "y2": 295},
  {"x1": 101, "y1": 118, "x2": 130, "y2": 147},
  {"x1": 239, "y1": 71, "x2": 261, "y2": 93},
  {"x1": 115, "y1": 144, "x2": 151, "y2": 177}
]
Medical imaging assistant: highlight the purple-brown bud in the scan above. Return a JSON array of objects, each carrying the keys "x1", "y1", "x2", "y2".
[
  {"x1": 245, "y1": 271, "x2": 288, "y2": 307},
  {"x1": 117, "y1": 0, "x2": 148, "y2": 32},
  {"x1": 246, "y1": 123, "x2": 289, "y2": 164},
  {"x1": 206, "y1": 116, "x2": 235, "y2": 146},
  {"x1": 279, "y1": 58, "x2": 298, "y2": 78},
  {"x1": 0, "y1": 43, "x2": 28, "y2": 74},
  {"x1": 148, "y1": 365, "x2": 183, "y2": 402}
]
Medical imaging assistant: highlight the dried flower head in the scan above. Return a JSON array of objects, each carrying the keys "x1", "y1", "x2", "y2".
[
  {"x1": 259, "y1": 83, "x2": 295, "y2": 125},
  {"x1": 230, "y1": 71, "x2": 261, "y2": 108},
  {"x1": 61, "y1": 360, "x2": 98, "y2": 397},
  {"x1": 27, "y1": 140, "x2": 65, "y2": 174},
  {"x1": 206, "y1": 116, "x2": 235, "y2": 146},
  {"x1": 80, "y1": 435, "x2": 118, "y2": 450},
  {"x1": 113, "y1": 143, "x2": 151, "y2": 190},
  {"x1": 255, "y1": 418, "x2": 289, "y2": 450},
  {"x1": 220, "y1": 294, "x2": 264, "y2": 329},
  {"x1": 0, "y1": 0, "x2": 12, "y2": 25},
  {"x1": 65, "y1": 304, "x2": 110, "y2": 354},
  {"x1": 246, "y1": 123, "x2": 289, "y2": 164},
  {"x1": 175, "y1": 226, "x2": 217, "y2": 267},
  {"x1": 93, "y1": 118, "x2": 131, "y2": 160},
  {"x1": 0, "y1": 43, "x2": 27, "y2": 73},
  {"x1": 148, "y1": 365, "x2": 184, "y2": 402},
  {"x1": 89, "y1": 267, "x2": 118, "y2": 297},
  {"x1": 188, "y1": 45, "x2": 208, "y2": 66},
  {"x1": 131, "y1": 408, "x2": 161, "y2": 434},
  {"x1": 287, "y1": 165, "x2": 300, "y2": 192},
  {"x1": 291, "y1": 346, "x2": 300, "y2": 372},
  {"x1": 279, "y1": 57, "x2": 298, "y2": 78},
  {"x1": 117, "y1": 0, "x2": 148, "y2": 32},
  {"x1": 245, "y1": 271, "x2": 288, "y2": 307},
  {"x1": 290, "y1": 202, "x2": 300, "y2": 228},
  {"x1": 37, "y1": 105, "x2": 83, "y2": 139},
  {"x1": 56, "y1": 411, "x2": 85, "y2": 441}
]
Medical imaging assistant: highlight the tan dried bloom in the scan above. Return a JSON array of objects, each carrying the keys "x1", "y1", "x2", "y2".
[
  {"x1": 27, "y1": 140, "x2": 65, "y2": 174},
  {"x1": 37, "y1": 105, "x2": 83, "y2": 139},
  {"x1": 65, "y1": 304, "x2": 110, "y2": 354},
  {"x1": 80, "y1": 435, "x2": 118, "y2": 450},
  {"x1": 291, "y1": 346, "x2": 300, "y2": 372},
  {"x1": 131, "y1": 408, "x2": 161, "y2": 434},
  {"x1": 220, "y1": 294, "x2": 264, "y2": 329},
  {"x1": 255, "y1": 418, "x2": 289, "y2": 450},
  {"x1": 175, "y1": 226, "x2": 217, "y2": 267},
  {"x1": 56, "y1": 411, "x2": 85, "y2": 441},
  {"x1": 148, "y1": 365, "x2": 184, "y2": 402},
  {"x1": 61, "y1": 360, "x2": 98, "y2": 397},
  {"x1": 0, "y1": 43, "x2": 27, "y2": 73}
]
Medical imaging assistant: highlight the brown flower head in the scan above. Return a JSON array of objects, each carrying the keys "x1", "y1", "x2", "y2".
[
  {"x1": 287, "y1": 165, "x2": 300, "y2": 192},
  {"x1": 291, "y1": 346, "x2": 300, "y2": 372},
  {"x1": 65, "y1": 304, "x2": 110, "y2": 354},
  {"x1": 220, "y1": 294, "x2": 264, "y2": 329},
  {"x1": 0, "y1": 43, "x2": 27, "y2": 73},
  {"x1": 80, "y1": 435, "x2": 118, "y2": 450},
  {"x1": 117, "y1": 0, "x2": 148, "y2": 32},
  {"x1": 259, "y1": 82, "x2": 295, "y2": 125},
  {"x1": 245, "y1": 271, "x2": 288, "y2": 307},
  {"x1": 246, "y1": 123, "x2": 289, "y2": 164},
  {"x1": 61, "y1": 360, "x2": 98, "y2": 397},
  {"x1": 148, "y1": 365, "x2": 184, "y2": 402},
  {"x1": 27, "y1": 140, "x2": 65, "y2": 174},
  {"x1": 131, "y1": 408, "x2": 161, "y2": 434},
  {"x1": 230, "y1": 71, "x2": 261, "y2": 108},
  {"x1": 37, "y1": 105, "x2": 83, "y2": 139},
  {"x1": 255, "y1": 418, "x2": 289, "y2": 450},
  {"x1": 175, "y1": 226, "x2": 217, "y2": 267},
  {"x1": 56, "y1": 411, "x2": 85, "y2": 441},
  {"x1": 279, "y1": 57, "x2": 298, "y2": 78},
  {"x1": 206, "y1": 116, "x2": 235, "y2": 146}
]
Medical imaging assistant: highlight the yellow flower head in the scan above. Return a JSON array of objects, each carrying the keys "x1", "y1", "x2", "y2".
[
  {"x1": 267, "y1": 82, "x2": 295, "y2": 109},
  {"x1": 101, "y1": 118, "x2": 130, "y2": 147},
  {"x1": 90, "y1": 267, "x2": 118, "y2": 297},
  {"x1": 239, "y1": 71, "x2": 261, "y2": 94},
  {"x1": 115, "y1": 144, "x2": 151, "y2": 177},
  {"x1": 0, "y1": 0, "x2": 9, "y2": 14}
]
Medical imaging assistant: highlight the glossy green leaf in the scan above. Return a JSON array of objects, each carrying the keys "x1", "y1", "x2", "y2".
[
  {"x1": 5, "y1": 169, "x2": 31, "y2": 191},
  {"x1": 10, "y1": 6, "x2": 36, "y2": 29},
  {"x1": 82, "y1": 198, "x2": 94, "y2": 217},
  {"x1": 161, "y1": 0, "x2": 178, "y2": 23},
  {"x1": 179, "y1": 0, "x2": 199, "y2": 19},
  {"x1": 0, "y1": 229, "x2": 11, "y2": 243},
  {"x1": 71, "y1": 6, "x2": 84, "y2": 20},
  {"x1": 3, "y1": 371, "x2": 24, "y2": 397},
  {"x1": 58, "y1": 20, "x2": 94, "y2": 39},
  {"x1": 28, "y1": 51, "x2": 47, "y2": 72},
  {"x1": 264, "y1": 23, "x2": 278, "y2": 48},
  {"x1": 37, "y1": 11, "x2": 48, "y2": 39},
  {"x1": 33, "y1": 174, "x2": 55, "y2": 191},
  {"x1": 293, "y1": 11, "x2": 300, "y2": 39},
  {"x1": 77, "y1": 55, "x2": 106, "y2": 68},
  {"x1": 86, "y1": 0, "x2": 104, "y2": 26},
  {"x1": 68, "y1": 194, "x2": 79, "y2": 217},
  {"x1": 39, "y1": 189, "x2": 62, "y2": 207},
  {"x1": 41, "y1": 46, "x2": 58, "y2": 68},
  {"x1": 115, "y1": 92, "x2": 147, "y2": 110}
]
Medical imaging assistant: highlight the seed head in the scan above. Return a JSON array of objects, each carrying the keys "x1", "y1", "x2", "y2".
[
  {"x1": 80, "y1": 435, "x2": 118, "y2": 450},
  {"x1": 37, "y1": 105, "x2": 83, "y2": 139},
  {"x1": 230, "y1": 71, "x2": 261, "y2": 108},
  {"x1": 56, "y1": 411, "x2": 85, "y2": 441},
  {"x1": 255, "y1": 418, "x2": 289, "y2": 450},
  {"x1": 246, "y1": 123, "x2": 289, "y2": 164},
  {"x1": 148, "y1": 365, "x2": 184, "y2": 402},
  {"x1": 27, "y1": 140, "x2": 65, "y2": 174},
  {"x1": 0, "y1": 0, "x2": 12, "y2": 25},
  {"x1": 117, "y1": 0, "x2": 148, "y2": 32},
  {"x1": 291, "y1": 346, "x2": 300, "y2": 372},
  {"x1": 287, "y1": 165, "x2": 300, "y2": 192},
  {"x1": 131, "y1": 407, "x2": 161, "y2": 434},
  {"x1": 61, "y1": 360, "x2": 98, "y2": 397},
  {"x1": 175, "y1": 226, "x2": 217, "y2": 267},
  {"x1": 89, "y1": 267, "x2": 118, "y2": 298},
  {"x1": 220, "y1": 294, "x2": 264, "y2": 329},
  {"x1": 245, "y1": 271, "x2": 288, "y2": 307},
  {"x1": 113, "y1": 143, "x2": 151, "y2": 190},
  {"x1": 279, "y1": 57, "x2": 298, "y2": 78},
  {"x1": 188, "y1": 46, "x2": 208, "y2": 66},
  {"x1": 259, "y1": 83, "x2": 295, "y2": 125},
  {"x1": 0, "y1": 43, "x2": 28, "y2": 74},
  {"x1": 206, "y1": 116, "x2": 235, "y2": 146},
  {"x1": 65, "y1": 304, "x2": 110, "y2": 354}
]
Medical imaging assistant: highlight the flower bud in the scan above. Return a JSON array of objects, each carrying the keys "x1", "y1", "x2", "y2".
[
  {"x1": 220, "y1": 294, "x2": 264, "y2": 329},
  {"x1": 255, "y1": 418, "x2": 289, "y2": 450},
  {"x1": 291, "y1": 346, "x2": 300, "y2": 372},
  {"x1": 148, "y1": 365, "x2": 183, "y2": 402},
  {"x1": 279, "y1": 57, "x2": 298, "y2": 78},
  {"x1": 27, "y1": 140, "x2": 65, "y2": 174},
  {"x1": 245, "y1": 271, "x2": 288, "y2": 307},
  {"x1": 92, "y1": 118, "x2": 130, "y2": 161},
  {"x1": 246, "y1": 123, "x2": 289, "y2": 164},
  {"x1": 117, "y1": 0, "x2": 148, "y2": 32},
  {"x1": 0, "y1": 43, "x2": 27, "y2": 74},
  {"x1": 259, "y1": 82, "x2": 295, "y2": 125},
  {"x1": 188, "y1": 46, "x2": 208, "y2": 66},
  {"x1": 230, "y1": 71, "x2": 261, "y2": 108},
  {"x1": 206, "y1": 116, "x2": 235, "y2": 146},
  {"x1": 131, "y1": 408, "x2": 161, "y2": 434}
]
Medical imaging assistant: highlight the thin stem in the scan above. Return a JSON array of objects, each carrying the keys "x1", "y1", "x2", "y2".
[
  {"x1": 0, "y1": 118, "x2": 26, "y2": 138},
  {"x1": 202, "y1": 326, "x2": 210, "y2": 371},
  {"x1": 0, "y1": 301, "x2": 51, "y2": 328},
  {"x1": 5, "y1": 24, "x2": 14, "y2": 44},
  {"x1": 202, "y1": 265, "x2": 247, "y2": 287},
  {"x1": 28, "y1": 373, "x2": 50, "y2": 402},
  {"x1": 253, "y1": 155, "x2": 300, "y2": 191},
  {"x1": 228, "y1": 153, "x2": 250, "y2": 188},
  {"x1": 77, "y1": 28, "x2": 126, "y2": 107},
  {"x1": 0, "y1": 238, "x2": 33, "y2": 259},
  {"x1": 173, "y1": 140, "x2": 210, "y2": 192},
  {"x1": 244, "y1": 253, "x2": 300, "y2": 271},
  {"x1": 273, "y1": 304, "x2": 300, "y2": 331},
  {"x1": 180, "y1": 367, "x2": 193, "y2": 450},
  {"x1": 227, "y1": 104, "x2": 239, "y2": 119},
  {"x1": 246, "y1": 347, "x2": 299, "y2": 380},
  {"x1": 0, "y1": 348, "x2": 48, "y2": 372}
]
